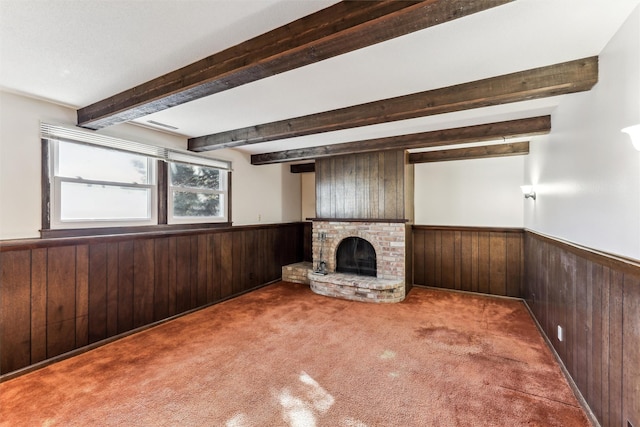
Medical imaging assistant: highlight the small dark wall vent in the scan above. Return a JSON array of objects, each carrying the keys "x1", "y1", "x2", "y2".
[{"x1": 336, "y1": 237, "x2": 376, "y2": 277}]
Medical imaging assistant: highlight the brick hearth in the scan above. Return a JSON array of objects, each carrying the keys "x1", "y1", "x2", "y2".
[{"x1": 309, "y1": 220, "x2": 406, "y2": 303}]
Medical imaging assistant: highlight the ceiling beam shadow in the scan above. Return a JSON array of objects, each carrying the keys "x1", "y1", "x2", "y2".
[
  {"x1": 77, "y1": 0, "x2": 512, "y2": 130},
  {"x1": 250, "y1": 116, "x2": 549, "y2": 165},
  {"x1": 190, "y1": 56, "x2": 597, "y2": 152},
  {"x1": 409, "y1": 141, "x2": 529, "y2": 164}
]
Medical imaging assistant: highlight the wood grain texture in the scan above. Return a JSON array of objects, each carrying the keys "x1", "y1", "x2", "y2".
[
  {"x1": 193, "y1": 57, "x2": 596, "y2": 150},
  {"x1": 523, "y1": 231, "x2": 640, "y2": 427},
  {"x1": 252, "y1": 118, "x2": 546, "y2": 165},
  {"x1": 79, "y1": 0, "x2": 511, "y2": 129},
  {"x1": 409, "y1": 141, "x2": 529, "y2": 164},
  {"x1": 315, "y1": 150, "x2": 409, "y2": 220},
  {"x1": 412, "y1": 226, "x2": 523, "y2": 297},
  {"x1": 0, "y1": 251, "x2": 32, "y2": 373},
  {"x1": 0, "y1": 223, "x2": 306, "y2": 376}
]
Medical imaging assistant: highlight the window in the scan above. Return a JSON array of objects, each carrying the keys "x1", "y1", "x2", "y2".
[
  {"x1": 50, "y1": 140, "x2": 157, "y2": 228},
  {"x1": 42, "y1": 123, "x2": 231, "y2": 233},
  {"x1": 168, "y1": 162, "x2": 228, "y2": 223}
]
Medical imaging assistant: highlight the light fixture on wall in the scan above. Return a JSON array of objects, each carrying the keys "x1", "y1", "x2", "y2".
[
  {"x1": 622, "y1": 124, "x2": 640, "y2": 151},
  {"x1": 520, "y1": 185, "x2": 536, "y2": 200}
]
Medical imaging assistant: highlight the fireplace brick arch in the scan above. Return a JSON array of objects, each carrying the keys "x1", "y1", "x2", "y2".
[{"x1": 312, "y1": 221, "x2": 406, "y2": 281}]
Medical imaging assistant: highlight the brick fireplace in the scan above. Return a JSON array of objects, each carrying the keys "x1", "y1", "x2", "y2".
[
  {"x1": 309, "y1": 220, "x2": 408, "y2": 303},
  {"x1": 286, "y1": 149, "x2": 414, "y2": 303}
]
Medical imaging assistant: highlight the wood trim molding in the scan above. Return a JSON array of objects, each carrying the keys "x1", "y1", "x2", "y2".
[
  {"x1": 1, "y1": 222, "x2": 305, "y2": 252},
  {"x1": 77, "y1": 0, "x2": 512, "y2": 130},
  {"x1": 408, "y1": 141, "x2": 529, "y2": 164},
  {"x1": 524, "y1": 229, "x2": 640, "y2": 275},
  {"x1": 192, "y1": 57, "x2": 597, "y2": 151},
  {"x1": 252, "y1": 117, "x2": 548, "y2": 165},
  {"x1": 413, "y1": 225, "x2": 524, "y2": 233},
  {"x1": 309, "y1": 218, "x2": 409, "y2": 223}
]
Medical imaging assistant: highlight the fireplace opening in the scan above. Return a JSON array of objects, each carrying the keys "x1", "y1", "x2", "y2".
[{"x1": 336, "y1": 237, "x2": 376, "y2": 277}]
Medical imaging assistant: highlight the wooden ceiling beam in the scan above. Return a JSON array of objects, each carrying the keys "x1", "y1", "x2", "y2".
[
  {"x1": 192, "y1": 57, "x2": 596, "y2": 152},
  {"x1": 250, "y1": 116, "x2": 549, "y2": 165},
  {"x1": 290, "y1": 163, "x2": 316, "y2": 173},
  {"x1": 409, "y1": 141, "x2": 529, "y2": 164},
  {"x1": 77, "y1": 0, "x2": 512, "y2": 130}
]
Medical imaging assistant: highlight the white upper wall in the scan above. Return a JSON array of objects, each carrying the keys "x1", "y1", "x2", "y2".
[
  {"x1": 524, "y1": 6, "x2": 640, "y2": 259},
  {"x1": 0, "y1": 91, "x2": 302, "y2": 239},
  {"x1": 414, "y1": 155, "x2": 525, "y2": 228}
]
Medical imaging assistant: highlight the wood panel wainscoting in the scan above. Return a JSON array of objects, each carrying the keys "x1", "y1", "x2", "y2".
[
  {"x1": 412, "y1": 225, "x2": 524, "y2": 297},
  {"x1": 0, "y1": 222, "x2": 305, "y2": 378},
  {"x1": 524, "y1": 230, "x2": 639, "y2": 427}
]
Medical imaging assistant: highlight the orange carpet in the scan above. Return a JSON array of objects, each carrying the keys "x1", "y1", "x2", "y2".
[{"x1": 0, "y1": 282, "x2": 589, "y2": 426}]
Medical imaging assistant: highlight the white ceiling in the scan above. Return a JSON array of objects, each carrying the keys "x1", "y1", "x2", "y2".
[{"x1": 1, "y1": 0, "x2": 639, "y2": 157}]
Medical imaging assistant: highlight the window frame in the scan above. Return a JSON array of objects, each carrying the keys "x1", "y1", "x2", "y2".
[
  {"x1": 49, "y1": 139, "x2": 159, "y2": 229},
  {"x1": 40, "y1": 123, "x2": 232, "y2": 238},
  {"x1": 167, "y1": 162, "x2": 229, "y2": 224}
]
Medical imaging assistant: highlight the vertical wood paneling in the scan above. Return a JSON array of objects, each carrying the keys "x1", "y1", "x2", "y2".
[
  {"x1": 314, "y1": 150, "x2": 407, "y2": 220},
  {"x1": 88, "y1": 244, "x2": 107, "y2": 344},
  {"x1": 0, "y1": 223, "x2": 306, "y2": 376},
  {"x1": 106, "y1": 243, "x2": 119, "y2": 337},
  {"x1": 505, "y1": 233, "x2": 521, "y2": 297},
  {"x1": 623, "y1": 273, "x2": 640, "y2": 427},
  {"x1": 75, "y1": 245, "x2": 89, "y2": 348},
  {"x1": 489, "y1": 233, "x2": 506, "y2": 295},
  {"x1": 133, "y1": 240, "x2": 154, "y2": 328},
  {"x1": 413, "y1": 230, "x2": 425, "y2": 285},
  {"x1": 608, "y1": 271, "x2": 624, "y2": 427},
  {"x1": 220, "y1": 232, "x2": 233, "y2": 299},
  {"x1": 440, "y1": 231, "x2": 455, "y2": 289},
  {"x1": 117, "y1": 242, "x2": 134, "y2": 334},
  {"x1": 154, "y1": 238, "x2": 170, "y2": 321},
  {"x1": 0, "y1": 251, "x2": 32, "y2": 373},
  {"x1": 30, "y1": 249, "x2": 48, "y2": 364},
  {"x1": 175, "y1": 236, "x2": 191, "y2": 314},
  {"x1": 523, "y1": 232, "x2": 640, "y2": 427},
  {"x1": 47, "y1": 246, "x2": 77, "y2": 358},
  {"x1": 477, "y1": 232, "x2": 490, "y2": 294},
  {"x1": 412, "y1": 227, "x2": 523, "y2": 298}
]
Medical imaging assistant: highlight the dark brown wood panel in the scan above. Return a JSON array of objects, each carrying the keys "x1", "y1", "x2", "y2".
[
  {"x1": 409, "y1": 141, "x2": 529, "y2": 164},
  {"x1": 133, "y1": 240, "x2": 155, "y2": 328},
  {"x1": 523, "y1": 231, "x2": 640, "y2": 427},
  {"x1": 75, "y1": 245, "x2": 90, "y2": 348},
  {"x1": 412, "y1": 226, "x2": 523, "y2": 297},
  {"x1": 0, "y1": 251, "x2": 32, "y2": 373},
  {"x1": 46, "y1": 246, "x2": 77, "y2": 358},
  {"x1": 315, "y1": 150, "x2": 409, "y2": 220},
  {"x1": 88, "y1": 243, "x2": 108, "y2": 344},
  {"x1": 0, "y1": 223, "x2": 307, "y2": 377},
  {"x1": 30, "y1": 249, "x2": 47, "y2": 363}
]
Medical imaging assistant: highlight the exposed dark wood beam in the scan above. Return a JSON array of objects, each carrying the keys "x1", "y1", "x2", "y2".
[
  {"x1": 251, "y1": 116, "x2": 549, "y2": 165},
  {"x1": 192, "y1": 57, "x2": 597, "y2": 152},
  {"x1": 77, "y1": 0, "x2": 512, "y2": 130},
  {"x1": 290, "y1": 163, "x2": 316, "y2": 173},
  {"x1": 409, "y1": 141, "x2": 529, "y2": 164}
]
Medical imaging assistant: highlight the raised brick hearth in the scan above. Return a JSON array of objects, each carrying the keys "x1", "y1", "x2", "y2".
[{"x1": 309, "y1": 220, "x2": 407, "y2": 303}]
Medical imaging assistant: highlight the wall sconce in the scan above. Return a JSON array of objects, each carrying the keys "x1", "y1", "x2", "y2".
[
  {"x1": 520, "y1": 185, "x2": 536, "y2": 200},
  {"x1": 622, "y1": 124, "x2": 640, "y2": 151}
]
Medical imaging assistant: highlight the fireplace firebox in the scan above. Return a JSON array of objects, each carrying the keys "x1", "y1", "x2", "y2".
[{"x1": 336, "y1": 237, "x2": 376, "y2": 277}]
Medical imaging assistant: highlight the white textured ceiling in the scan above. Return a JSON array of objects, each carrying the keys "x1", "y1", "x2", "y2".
[{"x1": 1, "y1": 0, "x2": 639, "y2": 156}]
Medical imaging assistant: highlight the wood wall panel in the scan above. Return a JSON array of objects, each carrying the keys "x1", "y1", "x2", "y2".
[
  {"x1": 0, "y1": 251, "x2": 31, "y2": 373},
  {"x1": 315, "y1": 150, "x2": 410, "y2": 220},
  {"x1": 0, "y1": 223, "x2": 305, "y2": 377},
  {"x1": 412, "y1": 226, "x2": 523, "y2": 297},
  {"x1": 523, "y1": 231, "x2": 640, "y2": 427}
]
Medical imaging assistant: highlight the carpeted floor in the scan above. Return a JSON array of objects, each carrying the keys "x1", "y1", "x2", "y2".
[{"x1": 0, "y1": 282, "x2": 589, "y2": 426}]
